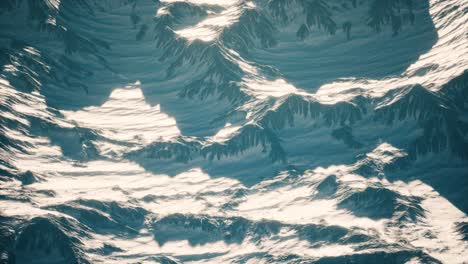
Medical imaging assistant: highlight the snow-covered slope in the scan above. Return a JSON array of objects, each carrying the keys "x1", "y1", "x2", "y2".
[{"x1": 0, "y1": 0, "x2": 467, "y2": 263}]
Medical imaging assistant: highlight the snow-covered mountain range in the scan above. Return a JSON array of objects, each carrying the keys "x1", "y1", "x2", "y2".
[{"x1": 0, "y1": 0, "x2": 467, "y2": 263}]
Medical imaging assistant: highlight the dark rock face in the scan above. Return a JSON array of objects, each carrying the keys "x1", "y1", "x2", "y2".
[
  {"x1": 0, "y1": 222, "x2": 16, "y2": 264},
  {"x1": 456, "y1": 222, "x2": 468, "y2": 241},
  {"x1": 15, "y1": 217, "x2": 89, "y2": 264},
  {"x1": 19, "y1": 170, "x2": 38, "y2": 185},
  {"x1": 316, "y1": 175, "x2": 338, "y2": 198},
  {"x1": 337, "y1": 186, "x2": 424, "y2": 220},
  {"x1": 152, "y1": 214, "x2": 282, "y2": 246}
]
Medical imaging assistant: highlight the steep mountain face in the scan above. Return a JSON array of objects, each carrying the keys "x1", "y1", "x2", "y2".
[{"x1": 0, "y1": 0, "x2": 467, "y2": 263}]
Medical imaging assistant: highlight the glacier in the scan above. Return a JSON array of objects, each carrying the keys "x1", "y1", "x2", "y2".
[{"x1": 0, "y1": 0, "x2": 467, "y2": 263}]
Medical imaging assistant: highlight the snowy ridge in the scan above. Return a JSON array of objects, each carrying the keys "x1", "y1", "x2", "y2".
[{"x1": 122, "y1": 70, "x2": 468, "y2": 165}]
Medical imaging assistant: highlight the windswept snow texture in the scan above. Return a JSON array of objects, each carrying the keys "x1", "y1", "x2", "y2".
[{"x1": 1, "y1": 0, "x2": 468, "y2": 263}]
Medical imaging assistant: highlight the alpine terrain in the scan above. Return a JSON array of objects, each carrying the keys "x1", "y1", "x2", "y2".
[{"x1": 0, "y1": 0, "x2": 467, "y2": 263}]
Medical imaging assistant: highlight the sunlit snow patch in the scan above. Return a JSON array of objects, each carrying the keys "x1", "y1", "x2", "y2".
[
  {"x1": 209, "y1": 122, "x2": 242, "y2": 142},
  {"x1": 243, "y1": 78, "x2": 305, "y2": 99},
  {"x1": 62, "y1": 81, "x2": 180, "y2": 144},
  {"x1": 167, "y1": 0, "x2": 244, "y2": 42}
]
